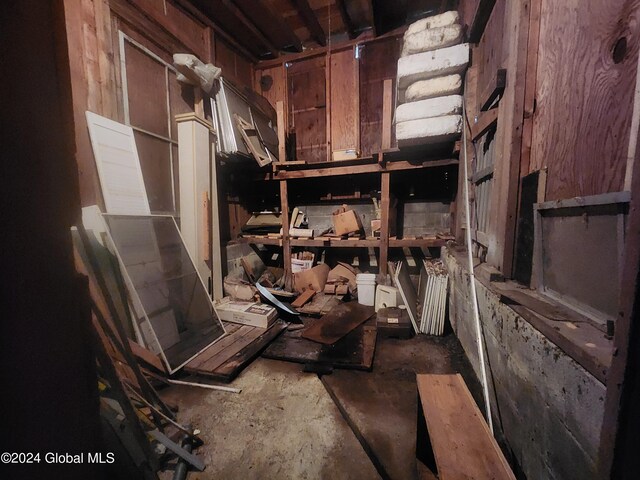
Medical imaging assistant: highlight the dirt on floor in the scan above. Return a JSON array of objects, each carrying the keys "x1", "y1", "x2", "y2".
[{"x1": 158, "y1": 332, "x2": 481, "y2": 480}]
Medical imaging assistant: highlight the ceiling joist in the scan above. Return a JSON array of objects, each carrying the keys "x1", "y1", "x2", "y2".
[
  {"x1": 234, "y1": 0, "x2": 303, "y2": 52},
  {"x1": 336, "y1": 0, "x2": 356, "y2": 39},
  {"x1": 221, "y1": 0, "x2": 280, "y2": 57},
  {"x1": 291, "y1": 0, "x2": 327, "y2": 46}
]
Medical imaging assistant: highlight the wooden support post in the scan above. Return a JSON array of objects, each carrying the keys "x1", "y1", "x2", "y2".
[
  {"x1": 194, "y1": 88, "x2": 205, "y2": 119},
  {"x1": 277, "y1": 100, "x2": 286, "y2": 162},
  {"x1": 381, "y1": 78, "x2": 393, "y2": 155},
  {"x1": 485, "y1": 0, "x2": 530, "y2": 276},
  {"x1": 326, "y1": 51, "x2": 332, "y2": 161},
  {"x1": 280, "y1": 179, "x2": 292, "y2": 290},
  {"x1": 380, "y1": 172, "x2": 391, "y2": 278},
  {"x1": 379, "y1": 78, "x2": 393, "y2": 277}
]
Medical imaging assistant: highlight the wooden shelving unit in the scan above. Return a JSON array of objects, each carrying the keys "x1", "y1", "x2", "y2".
[
  {"x1": 227, "y1": 80, "x2": 458, "y2": 285},
  {"x1": 289, "y1": 238, "x2": 380, "y2": 248},
  {"x1": 230, "y1": 236, "x2": 283, "y2": 246}
]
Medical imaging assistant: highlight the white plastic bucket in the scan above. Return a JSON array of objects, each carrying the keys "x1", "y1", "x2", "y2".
[{"x1": 356, "y1": 273, "x2": 377, "y2": 306}]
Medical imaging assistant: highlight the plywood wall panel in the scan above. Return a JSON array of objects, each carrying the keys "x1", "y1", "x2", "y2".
[
  {"x1": 330, "y1": 48, "x2": 359, "y2": 152},
  {"x1": 359, "y1": 37, "x2": 399, "y2": 156},
  {"x1": 235, "y1": 54, "x2": 254, "y2": 88},
  {"x1": 216, "y1": 38, "x2": 238, "y2": 80},
  {"x1": 288, "y1": 56, "x2": 327, "y2": 162},
  {"x1": 255, "y1": 65, "x2": 287, "y2": 110},
  {"x1": 531, "y1": 0, "x2": 640, "y2": 201}
]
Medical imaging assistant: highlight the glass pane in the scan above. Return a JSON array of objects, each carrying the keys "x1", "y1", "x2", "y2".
[{"x1": 104, "y1": 215, "x2": 225, "y2": 371}]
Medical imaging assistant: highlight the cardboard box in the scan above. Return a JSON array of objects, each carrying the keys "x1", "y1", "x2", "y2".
[
  {"x1": 327, "y1": 262, "x2": 357, "y2": 290},
  {"x1": 291, "y1": 258, "x2": 314, "y2": 273},
  {"x1": 294, "y1": 263, "x2": 330, "y2": 293},
  {"x1": 214, "y1": 298, "x2": 277, "y2": 328},
  {"x1": 332, "y1": 208, "x2": 362, "y2": 236}
]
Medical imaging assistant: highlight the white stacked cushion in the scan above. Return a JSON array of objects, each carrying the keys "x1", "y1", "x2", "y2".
[
  {"x1": 397, "y1": 43, "x2": 470, "y2": 89},
  {"x1": 401, "y1": 24, "x2": 463, "y2": 57},
  {"x1": 395, "y1": 95, "x2": 463, "y2": 123},
  {"x1": 396, "y1": 115, "x2": 462, "y2": 146},
  {"x1": 405, "y1": 75, "x2": 463, "y2": 102},
  {"x1": 405, "y1": 11, "x2": 460, "y2": 37}
]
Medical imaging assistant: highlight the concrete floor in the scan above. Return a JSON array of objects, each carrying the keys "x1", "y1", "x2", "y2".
[{"x1": 160, "y1": 333, "x2": 480, "y2": 480}]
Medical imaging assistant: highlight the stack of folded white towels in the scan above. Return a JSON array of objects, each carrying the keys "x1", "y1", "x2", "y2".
[{"x1": 395, "y1": 11, "x2": 469, "y2": 147}]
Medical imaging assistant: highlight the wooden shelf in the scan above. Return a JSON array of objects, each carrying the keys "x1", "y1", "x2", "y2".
[
  {"x1": 290, "y1": 238, "x2": 380, "y2": 248},
  {"x1": 263, "y1": 157, "x2": 458, "y2": 180},
  {"x1": 230, "y1": 236, "x2": 283, "y2": 246}
]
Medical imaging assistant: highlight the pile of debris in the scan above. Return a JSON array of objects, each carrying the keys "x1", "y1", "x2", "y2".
[{"x1": 395, "y1": 11, "x2": 469, "y2": 147}]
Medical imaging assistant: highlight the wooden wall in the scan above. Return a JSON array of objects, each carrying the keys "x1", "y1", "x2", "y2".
[
  {"x1": 287, "y1": 55, "x2": 328, "y2": 163},
  {"x1": 253, "y1": 35, "x2": 400, "y2": 162},
  {"x1": 528, "y1": 0, "x2": 640, "y2": 201},
  {"x1": 459, "y1": 0, "x2": 640, "y2": 275},
  {"x1": 359, "y1": 37, "x2": 400, "y2": 156},
  {"x1": 2, "y1": 2, "x2": 100, "y2": 477},
  {"x1": 460, "y1": 0, "x2": 528, "y2": 274},
  {"x1": 62, "y1": 0, "x2": 254, "y2": 208}
]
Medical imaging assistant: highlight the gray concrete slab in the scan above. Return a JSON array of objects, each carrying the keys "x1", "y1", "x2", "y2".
[
  {"x1": 160, "y1": 358, "x2": 381, "y2": 480},
  {"x1": 321, "y1": 334, "x2": 483, "y2": 480}
]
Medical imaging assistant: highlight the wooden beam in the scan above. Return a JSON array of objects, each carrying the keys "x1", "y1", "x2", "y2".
[
  {"x1": 485, "y1": 0, "x2": 529, "y2": 276},
  {"x1": 235, "y1": 0, "x2": 303, "y2": 52},
  {"x1": 471, "y1": 108, "x2": 498, "y2": 140},
  {"x1": 257, "y1": 25, "x2": 405, "y2": 68},
  {"x1": 379, "y1": 172, "x2": 390, "y2": 276},
  {"x1": 280, "y1": 180, "x2": 292, "y2": 290},
  {"x1": 480, "y1": 68, "x2": 507, "y2": 111},
  {"x1": 277, "y1": 100, "x2": 287, "y2": 161},
  {"x1": 273, "y1": 158, "x2": 458, "y2": 180},
  {"x1": 173, "y1": 0, "x2": 258, "y2": 62},
  {"x1": 519, "y1": 0, "x2": 541, "y2": 177},
  {"x1": 336, "y1": 0, "x2": 356, "y2": 39},
  {"x1": 369, "y1": 0, "x2": 377, "y2": 36},
  {"x1": 468, "y1": 0, "x2": 497, "y2": 44},
  {"x1": 292, "y1": 0, "x2": 327, "y2": 46},
  {"x1": 221, "y1": 0, "x2": 280, "y2": 57},
  {"x1": 598, "y1": 39, "x2": 640, "y2": 476},
  {"x1": 381, "y1": 79, "x2": 393, "y2": 151}
]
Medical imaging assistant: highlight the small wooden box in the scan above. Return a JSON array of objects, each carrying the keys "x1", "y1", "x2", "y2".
[{"x1": 377, "y1": 307, "x2": 413, "y2": 339}]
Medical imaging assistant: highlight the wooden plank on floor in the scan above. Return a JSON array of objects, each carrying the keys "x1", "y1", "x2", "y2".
[
  {"x1": 262, "y1": 318, "x2": 377, "y2": 370},
  {"x1": 301, "y1": 302, "x2": 375, "y2": 345},
  {"x1": 184, "y1": 323, "x2": 248, "y2": 369},
  {"x1": 208, "y1": 320, "x2": 288, "y2": 382},
  {"x1": 416, "y1": 374, "x2": 515, "y2": 480},
  {"x1": 185, "y1": 320, "x2": 288, "y2": 382}
]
